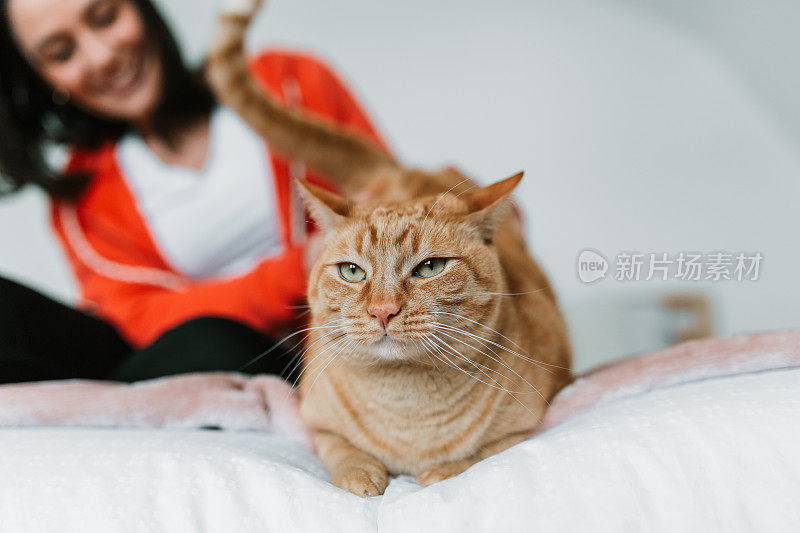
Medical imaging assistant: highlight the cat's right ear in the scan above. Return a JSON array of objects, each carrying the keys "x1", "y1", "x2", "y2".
[{"x1": 294, "y1": 179, "x2": 350, "y2": 233}]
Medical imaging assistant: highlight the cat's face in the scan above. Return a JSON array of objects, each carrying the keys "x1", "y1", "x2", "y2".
[{"x1": 302, "y1": 173, "x2": 521, "y2": 364}]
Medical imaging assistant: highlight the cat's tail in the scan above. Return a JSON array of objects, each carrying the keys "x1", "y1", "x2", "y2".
[{"x1": 206, "y1": 0, "x2": 398, "y2": 194}]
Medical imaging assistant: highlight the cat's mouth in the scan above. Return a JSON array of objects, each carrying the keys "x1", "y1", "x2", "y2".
[
  {"x1": 370, "y1": 333, "x2": 399, "y2": 347},
  {"x1": 362, "y1": 332, "x2": 418, "y2": 360}
]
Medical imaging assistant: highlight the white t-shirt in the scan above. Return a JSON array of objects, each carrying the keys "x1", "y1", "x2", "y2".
[{"x1": 117, "y1": 106, "x2": 284, "y2": 279}]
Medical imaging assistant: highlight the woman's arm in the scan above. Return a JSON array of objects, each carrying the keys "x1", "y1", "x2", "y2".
[{"x1": 52, "y1": 200, "x2": 306, "y2": 348}]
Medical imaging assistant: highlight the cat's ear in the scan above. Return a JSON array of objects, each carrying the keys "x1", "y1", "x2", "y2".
[
  {"x1": 462, "y1": 172, "x2": 523, "y2": 240},
  {"x1": 294, "y1": 179, "x2": 350, "y2": 233}
]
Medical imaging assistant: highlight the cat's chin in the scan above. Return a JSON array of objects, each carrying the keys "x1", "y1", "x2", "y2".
[{"x1": 362, "y1": 335, "x2": 415, "y2": 362}]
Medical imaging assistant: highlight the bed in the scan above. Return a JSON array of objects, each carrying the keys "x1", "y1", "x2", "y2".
[{"x1": 1, "y1": 330, "x2": 798, "y2": 532}]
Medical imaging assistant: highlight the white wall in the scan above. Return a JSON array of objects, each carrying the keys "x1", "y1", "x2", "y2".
[
  {"x1": 616, "y1": 0, "x2": 800, "y2": 145},
  {"x1": 2, "y1": 0, "x2": 798, "y2": 371}
]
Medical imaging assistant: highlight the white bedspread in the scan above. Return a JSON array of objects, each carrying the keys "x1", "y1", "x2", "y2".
[{"x1": 2, "y1": 366, "x2": 798, "y2": 532}]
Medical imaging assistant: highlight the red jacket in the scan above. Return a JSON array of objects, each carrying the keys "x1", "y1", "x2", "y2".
[{"x1": 51, "y1": 51, "x2": 385, "y2": 348}]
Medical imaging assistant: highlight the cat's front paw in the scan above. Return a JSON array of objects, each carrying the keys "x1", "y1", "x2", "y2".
[
  {"x1": 331, "y1": 464, "x2": 389, "y2": 497},
  {"x1": 416, "y1": 459, "x2": 474, "y2": 487}
]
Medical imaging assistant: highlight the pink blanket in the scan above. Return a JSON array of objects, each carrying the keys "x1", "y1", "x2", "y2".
[
  {"x1": 538, "y1": 328, "x2": 800, "y2": 432},
  {"x1": 0, "y1": 372, "x2": 313, "y2": 446},
  {"x1": 1, "y1": 329, "x2": 798, "y2": 444}
]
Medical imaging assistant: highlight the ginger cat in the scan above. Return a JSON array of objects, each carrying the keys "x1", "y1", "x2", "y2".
[{"x1": 208, "y1": 0, "x2": 572, "y2": 497}]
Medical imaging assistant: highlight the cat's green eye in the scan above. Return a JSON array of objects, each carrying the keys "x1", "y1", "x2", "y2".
[
  {"x1": 414, "y1": 258, "x2": 447, "y2": 278},
  {"x1": 338, "y1": 263, "x2": 366, "y2": 283}
]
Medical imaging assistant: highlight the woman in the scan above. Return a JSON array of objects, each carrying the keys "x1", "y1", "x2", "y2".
[{"x1": 0, "y1": 0, "x2": 385, "y2": 383}]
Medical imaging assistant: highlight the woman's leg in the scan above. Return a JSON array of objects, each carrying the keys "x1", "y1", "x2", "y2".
[
  {"x1": 109, "y1": 316, "x2": 301, "y2": 384},
  {"x1": 0, "y1": 276, "x2": 132, "y2": 384}
]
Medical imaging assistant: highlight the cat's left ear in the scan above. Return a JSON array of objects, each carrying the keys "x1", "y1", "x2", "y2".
[
  {"x1": 294, "y1": 179, "x2": 351, "y2": 233},
  {"x1": 462, "y1": 171, "x2": 523, "y2": 241}
]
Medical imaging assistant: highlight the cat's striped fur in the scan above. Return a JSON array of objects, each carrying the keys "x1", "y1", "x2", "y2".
[{"x1": 208, "y1": 0, "x2": 571, "y2": 496}]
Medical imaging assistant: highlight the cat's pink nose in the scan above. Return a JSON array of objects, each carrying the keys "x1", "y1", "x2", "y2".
[{"x1": 368, "y1": 301, "x2": 401, "y2": 330}]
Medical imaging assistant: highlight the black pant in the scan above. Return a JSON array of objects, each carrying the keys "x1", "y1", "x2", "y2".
[{"x1": 0, "y1": 276, "x2": 301, "y2": 385}]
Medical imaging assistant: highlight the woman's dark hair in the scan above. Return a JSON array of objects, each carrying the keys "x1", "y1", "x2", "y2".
[{"x1": 0, "y1": 0, "x2": 215, "y2": 197}]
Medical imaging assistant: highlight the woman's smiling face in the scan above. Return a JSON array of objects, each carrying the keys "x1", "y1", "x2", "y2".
[{"x1": 7, "y1": 0, "x2": 163, "y2": 124}]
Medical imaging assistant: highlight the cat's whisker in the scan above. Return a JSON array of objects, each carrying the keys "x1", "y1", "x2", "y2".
[
  {"x1": 420, "y1": 342, "x2": 468, "y2": 389},
  {"x1": 238, "y1": 319, "x2": 344, "y2": 371},
  {"x1": 279, "y1": 321, "x2": 345, "y2": 364},
  {"x1": 428, "y1": 340, "x2": 538, "y2": 420},
  {"x1": 436, "y1": 329, "x2": 543, "y2": 397},
  {"x1": 433, "y1": 321, "x2": 559, "y2": 379},
  {"x1": 426, "y1": 329, "x2": 524, "y2": 389},
  {"x1": 429, "y1": 332, "x2": 536, "y2": 396},
  {"x1": 290, "y1": 308, "x2": 312, "y2": 319},
  {"x1": 410, "y1": 333, "x2": 436, "y2": 367},
  {"x1": 412, "y1": 333, "x2": 457, "y2": 387},
  {"x1": 416, "y1": 333, "x2": 468, "y2": 374},
  {"x1": 420, "y1": 331, "x2": 508, "y2": 382},
  {"x1": 291, "y1": 334, "x2": 350, "y2": 388},
  {"x1": 431, "y1": 330, "x2": 549, "y2": 405},
  {"x1": 487, "y1": 289, "x2": 547, "y2": 297},
  {"x1": 430, "y1": 323, "x2": 503, "y2": 362},
  {"x1": 415, "y1": 334, "x2": 475, "y2": 383},
  {"x1": 281, "y1": 330, "x2": 346, "y2": 383},
  {"x1": 423, "y1": 333, "x2": 511, "y2": 391},
  {"x1": 285, "y1": 335, "x2": 352, "y2": 400},
  {"x1": 421, "y1": 331, "x2": 524, "y2": 395},
  {"x1": 417, "y1": 333, "x2": 474, "y2": 376},
  {"x1": 304, "y1": 339, "x2": 355, "y2": 399},
  {"x1": 429, "y1": 335, "x2": 539, "y2": 417},
  {"x1": 432, "y1": 320, "x2": 549, "y2": 370},
  {"x1": 452, "y1": 183, "x2": 479, "y2": 199},
  {"x1": 421, "y1": 177, "x2": 472, "y2": 234},
  {"x1": 285, "y1": 323, "x2": 348, "y2": 378},
  {"x1": 432, "y1": 312, "x2": 570, "y2": 371},
  {"x1": 432, "y1": 321, "x2": 559, "y2": 377},
  {"x1": 432, "y1": 311, "x2": 531, "y2": 357}
]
